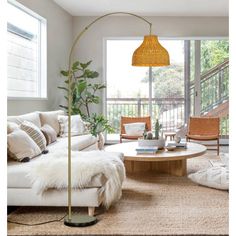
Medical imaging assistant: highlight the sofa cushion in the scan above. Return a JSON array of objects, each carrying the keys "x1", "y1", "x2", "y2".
[
  {"x1": 8, "y1": 112, "x2": 41, "y2": 128},
  {"x1": 47, "y1": 134, "x2": 97, "y2": 153},
  {"x1": 8, "y1": 155, "x2": 106, "y2": 188},
  {"x1": 7, "y1": 130, "x2": 41, "y2": 162},
  {"x1": 41, "y1": 124, "x2": 57, "y2": 145},
  {"x1": 20, "y1": 121, "x2": 47, "y2": 152},
  {"x1": 39, "y1": 110, "x2": 64, "y2": 136}
]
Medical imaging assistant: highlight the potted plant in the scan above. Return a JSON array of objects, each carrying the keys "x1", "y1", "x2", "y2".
[
  {"x1": 59, "y1": 60, "x2": 114, "y2": 149},
  {"x1": 138, "y1": 119, "x2": 165, "y2": 149},
  {"x1": 86, "y1": 114, "x2": 114, "y2": 149}
]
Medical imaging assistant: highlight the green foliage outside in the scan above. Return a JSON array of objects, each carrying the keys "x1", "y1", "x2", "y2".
[
  {"x1": 142, "y1": 63, "x2": 184, "y2": 98},
  {"x1": 201, "y1": 40, "x2": 229, "y2": 73}
]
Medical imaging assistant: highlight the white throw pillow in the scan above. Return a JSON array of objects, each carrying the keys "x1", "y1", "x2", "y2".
[
  {"x1": 188, "y1": 166, "x2": 229, "y2": 190},
  {"x1": 124, "y1": 122, "x2": 146, "y2": 136},
  {"x1": 7, "y1": 122, "x2": 19, "y2": 134},
  {"x1": 58, "y1": 115, "x2": 86, "y2": 137},
  {"x1": 7, "y1": 129, "x2": 41, "y2": 161}
]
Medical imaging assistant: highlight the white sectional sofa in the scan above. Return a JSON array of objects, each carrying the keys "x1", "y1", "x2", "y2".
[{"x1": 7, "y1": 110, "x2": 106, "y2": 216}]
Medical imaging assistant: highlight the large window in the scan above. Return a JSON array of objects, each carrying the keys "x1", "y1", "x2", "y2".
[
  {"x1": 7, "y1": 0, "x2": 47, "y2": 99},
  {"x1": 106, "y1": 39, "x2": 185, "y2": 141}
]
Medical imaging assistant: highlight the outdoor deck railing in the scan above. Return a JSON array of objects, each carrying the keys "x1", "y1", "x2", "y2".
[
  {"x1": 190, "y1": 59, "x2": 229, "y2": 136},
  {"x1": 106, "y1": 97, "x2": 185, "y2": 134}
]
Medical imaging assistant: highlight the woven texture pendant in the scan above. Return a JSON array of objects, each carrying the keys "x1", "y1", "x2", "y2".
[{"x1": 132, "y1": 35, "x2": 170, "y2": 67}]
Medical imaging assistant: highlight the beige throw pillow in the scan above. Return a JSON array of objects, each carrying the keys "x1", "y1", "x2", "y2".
[
  {"x1": 58, "y1": 115, "x2": 86, "y2": 137},
  {"x1": 41, "y1": 124, "x2": 57, "y2": 145},
  {"x1": 7, "y1": 122, "x2": 19, "y2": 134},
  {"x1": 7, "y1": 130, "x2": 41, "y2": 161},
  {"x1": 20, "y1": 121, "x2": 46, "y2": 152},
  {"x1": 39, "y1": 110, "x2": 64, "y2": 136}
]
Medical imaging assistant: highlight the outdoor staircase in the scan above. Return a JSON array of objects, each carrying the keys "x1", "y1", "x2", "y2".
[
  {"x1": 200, "y1": 59, "x2": 229, "y2": 118},
  {"x1": 203, "y1": 100, "x2": 228, "y2": 118},
  {"x1": 190, "y1": 58, "x2": 229, "y2": 136}
]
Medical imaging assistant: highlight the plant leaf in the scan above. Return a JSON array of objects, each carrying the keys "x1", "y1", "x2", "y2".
[
  {"x1": 72, "y1": 61, "x2": 80, "y2": 70},
  {"x1": 61, "y1": 70, "x2": 69, "y2": 76},
  {"x1": 58, "y1": 86, "x2": 68, "y2": 91},
  {"x1": 76, "y1": 81, "x2": 87, "y2": 94},
  {"x1": 80, "y1": 60, "x2": 92, "y2": 69}
]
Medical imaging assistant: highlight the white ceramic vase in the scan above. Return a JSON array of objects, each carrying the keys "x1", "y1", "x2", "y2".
[{"x1": 97, "y1": 132, "x2": 105, "y2": 150}]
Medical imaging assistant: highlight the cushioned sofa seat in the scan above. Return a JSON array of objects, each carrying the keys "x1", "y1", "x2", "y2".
[
  {"x1": 47, "y1": 134, "x2": 97, "y2": 152},
  {"x1": 8, "y1": 156, "x2": 107, "y2": 188}
]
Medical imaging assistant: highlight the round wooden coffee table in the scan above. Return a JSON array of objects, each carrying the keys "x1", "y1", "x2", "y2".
[{"x1": 105, "y1": 142, "x2": 206, "y2": 176}]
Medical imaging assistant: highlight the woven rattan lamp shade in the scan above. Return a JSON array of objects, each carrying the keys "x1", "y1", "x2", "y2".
[{"x1": 132, "y1": 35, "x2": 170, "y2": 67}]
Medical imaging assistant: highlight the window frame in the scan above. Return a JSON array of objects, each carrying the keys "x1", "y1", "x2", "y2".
[{"x1": 7, "y1": 0, "x2": 47, "y2": 100}]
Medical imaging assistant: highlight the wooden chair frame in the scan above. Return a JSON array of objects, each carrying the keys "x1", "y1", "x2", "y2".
[{"x1": 186, "y1": 116, "x2": 220, "y2": 155}]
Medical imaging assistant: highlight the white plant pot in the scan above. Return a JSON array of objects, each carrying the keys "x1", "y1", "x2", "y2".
[
  {"x1": 138, "y1": 137, "x2": 165, "y2": 149},
  {"x1": 97, "y1": 133, "x2": 105, "y2": 150}
]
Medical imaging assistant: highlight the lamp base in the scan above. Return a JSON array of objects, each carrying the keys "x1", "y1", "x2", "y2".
[{"x1": 64, "y1": 214, "x2": 97, "y2": 227}]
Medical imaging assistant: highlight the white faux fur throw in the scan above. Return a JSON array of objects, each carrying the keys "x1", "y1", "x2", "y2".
[{"x1": 28, "y1": 150, "x2": 125, "y2": 208}]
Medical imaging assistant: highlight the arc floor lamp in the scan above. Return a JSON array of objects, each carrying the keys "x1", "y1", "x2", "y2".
[{"x1": 64, "y1": 12, "x2": 170, "y2": 227}]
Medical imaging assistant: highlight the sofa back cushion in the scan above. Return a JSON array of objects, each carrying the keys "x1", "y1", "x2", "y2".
[
  {"x1": 7, "y1": 129, "x2": 41, "y2": 162},
  {"x1": 39, "y1": 110, "x2": 64, "y2": 136},
  {"x1": 58, "y1": 114, "x2": 86, "y2": 137},
  {"x1": 20, "y1": 121, "x2": 46, "y2": 152},
  {"x1": 8, "y1": 112, "x2": 41, "y2": 128}
]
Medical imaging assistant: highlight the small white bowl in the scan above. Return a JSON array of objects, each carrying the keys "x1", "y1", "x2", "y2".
[{"x1": 166, "y1": 145, "x2": 176, "y2": 151}]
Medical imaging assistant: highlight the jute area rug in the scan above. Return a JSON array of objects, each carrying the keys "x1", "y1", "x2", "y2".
[{"x1": 8, "y1": 154, "x2": 228, "y2": 236}]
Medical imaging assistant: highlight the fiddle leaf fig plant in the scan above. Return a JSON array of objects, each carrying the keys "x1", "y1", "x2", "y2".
[
  {"x1": 59, "y1": 60, "x2": 105, "y2": 118},
  {"x1": 59, "y1": 60, "x2": 113, "y2": 137}
]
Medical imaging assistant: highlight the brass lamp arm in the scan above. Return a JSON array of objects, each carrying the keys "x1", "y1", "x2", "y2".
[
  {"x1": 68, "y1": 12, "x2": 152, "y2": 68},
  {"x1": 66, "y1": 12, "x2": 152, "y2": 222}
]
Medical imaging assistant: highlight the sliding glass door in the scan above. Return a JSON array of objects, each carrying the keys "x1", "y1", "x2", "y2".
[
  {"x1": 105, "y1": 38, "x2": 229, "y2": 142},
  {"x1": 105, "y1": 39, "x2": 185, "y2": 142}
]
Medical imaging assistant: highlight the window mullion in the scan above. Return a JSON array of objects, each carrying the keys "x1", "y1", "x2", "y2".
[{"x1": 148, "y1": 66, "x2": 152, "y2": 121}]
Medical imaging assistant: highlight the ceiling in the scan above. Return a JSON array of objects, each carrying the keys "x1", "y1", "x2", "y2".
[{"x1": 54, "y1": 0, "x2": 228, "y2": 17}]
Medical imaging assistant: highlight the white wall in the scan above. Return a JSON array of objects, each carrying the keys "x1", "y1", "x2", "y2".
[
  {"x1": 7, "y1": 0, "x2": 73, "y2": 115},
  {"x1": 72, "y1": 16, "x2": 229, "y2": 115}
]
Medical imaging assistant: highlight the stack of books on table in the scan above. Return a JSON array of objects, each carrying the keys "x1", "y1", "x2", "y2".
[
  {"x1": 167, "y1": 141, "x2": 187, "y2": 149},
  {"x1": 135, "y1": 146, "x2": 158, "y2": 154}
]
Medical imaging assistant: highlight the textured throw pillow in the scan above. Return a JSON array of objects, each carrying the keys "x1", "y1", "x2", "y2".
[
  {"x1": 7, "y1": 129, "x2": 41, "y2": 162},
  {"x1": 7, "y1": 122, "x2": 19, "y2": 134},
  {"x1": 58, "y1": 115, "x2": 86, "y2": 137},
  {"x1": 41, "y1": 124, "x2": 57, "y2": 145},
  {"x1": 124, "y1": 122, "x2": 146, "y2": 136},
  {"x1": 20, "y1": 121, "x2": 46, "y2": 152},
  {"x1": 39, "y1": 110, "x2": 64, "y2": 136},
  {"x1": 188, "y1": 166, "x2": 229, "y2": 190}
]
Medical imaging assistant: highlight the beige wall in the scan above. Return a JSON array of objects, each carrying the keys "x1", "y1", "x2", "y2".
[
  {"x1": 7, "y1": 0, "x2": 73, "y2": 115},
  {"x1": 72, "y1": 16, "x2": 229, "y2": 115}
]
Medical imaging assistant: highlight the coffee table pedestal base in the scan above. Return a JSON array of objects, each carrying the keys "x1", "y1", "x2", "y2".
[{"x1": 125, "y1": 159, "x2": 187, "y2": 177}]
